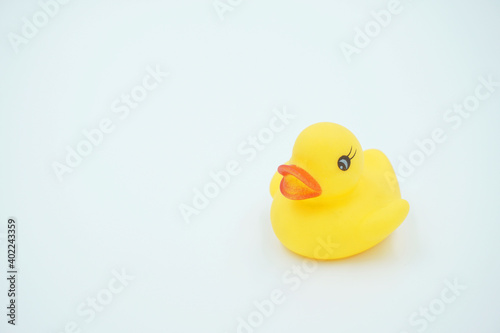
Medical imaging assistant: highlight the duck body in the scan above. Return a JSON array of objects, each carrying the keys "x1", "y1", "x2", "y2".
[{"x1": 270, "y1": 123, "x2": 409, "y2": 260}]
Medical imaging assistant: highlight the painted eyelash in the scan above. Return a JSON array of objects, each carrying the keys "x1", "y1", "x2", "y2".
[{"x1": 347, "y1": 146, "x2": 357, "y2": 159}]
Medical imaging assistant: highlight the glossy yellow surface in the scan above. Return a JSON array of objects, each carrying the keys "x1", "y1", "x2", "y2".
[{"x1": 270, "y1": 123, "x2": 409, "y2": 260}]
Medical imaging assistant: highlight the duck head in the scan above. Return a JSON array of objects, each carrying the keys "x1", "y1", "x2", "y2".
[{"x1": 278, "y1": 122, "x2": 364, "y2": 201}]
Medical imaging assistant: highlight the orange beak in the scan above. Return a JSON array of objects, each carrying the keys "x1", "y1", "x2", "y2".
[{"x1": 278, "y1": 164, "x2": 322, "y2": 200}]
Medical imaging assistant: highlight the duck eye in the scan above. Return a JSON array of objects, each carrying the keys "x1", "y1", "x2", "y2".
[{"x1": 337, "y1": 156, "x2": 351, "y2": 171}]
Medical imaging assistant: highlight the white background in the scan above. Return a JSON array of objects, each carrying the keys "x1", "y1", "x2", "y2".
[{"x1": 1, "y1": 1, "x2": 500, "y2": 332}]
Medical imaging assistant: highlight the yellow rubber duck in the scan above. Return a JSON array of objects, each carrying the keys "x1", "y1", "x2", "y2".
[{"x1": 270, "y1": 122, "x2": 409, "y2": 260}]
